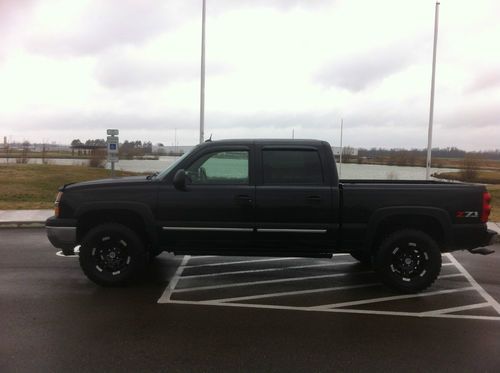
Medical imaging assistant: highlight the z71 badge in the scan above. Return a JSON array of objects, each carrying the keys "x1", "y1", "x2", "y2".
[{"x1": 456, "y1": 211, "x2": 479, "y2": 218}]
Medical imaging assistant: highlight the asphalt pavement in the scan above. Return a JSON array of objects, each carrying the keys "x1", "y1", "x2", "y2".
[{"x1": 1, "y1": 228, "x2": 500, "y2": 372}]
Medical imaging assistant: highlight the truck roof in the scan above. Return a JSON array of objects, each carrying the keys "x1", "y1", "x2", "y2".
[{"x1": 200, "y1": 139, "x2": 330, "y2": 147}]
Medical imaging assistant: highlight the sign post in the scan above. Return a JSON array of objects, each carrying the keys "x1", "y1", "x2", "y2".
[{"x1": 107, "y1": 129, "x2": 119, "y2": 178}]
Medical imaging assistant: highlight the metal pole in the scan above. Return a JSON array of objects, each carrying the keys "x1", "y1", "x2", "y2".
[
  {"x1": 339, "y1": 118, "x2": 343, "y2": 178},
  {"x1": 199, "y1": 0, "x2": 206, "y2": 144},
  {"x1": 426, "y1": 2, "x2": 440, "y2": 180},
  {"x1": 111, "y1": 162, "x2": 115, "y2": 178}
]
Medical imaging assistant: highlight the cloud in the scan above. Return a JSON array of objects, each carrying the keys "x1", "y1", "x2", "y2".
[
  {"x1": 26, "y1": 0, "x2": 191, "y2": 57},
  {"x1": 1, "y1": 0, "x2": 499, "y2": 151},
  {"x1": 0, "y1": 0, "x2": 38, "y2": 61},
  {"x1": 23, "y1": 0, "x2": 334, "y2": 58},
  {"x1": 468, "y1": 69, "x2": 500, "y2": 92},
  {"x1": 94, "y1": 50, "x2": 230, "y2": 90},
  {"x1": 442, "y1": 101, "x2": 500, "y2": 129},
  {"x1": 315, "y1": 43, "x2": 421, "y2": 92},
  {"x1": 207, "y1": 0, "x2": 334, "y2": 12},
  {"x1": 95, "y1": 55, "x2": 195, "y2": 90}
]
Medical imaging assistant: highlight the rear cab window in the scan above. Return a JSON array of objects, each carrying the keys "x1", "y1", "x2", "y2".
[{"x1": 262, "y1": 149, "x2": 324, "y2": 185}]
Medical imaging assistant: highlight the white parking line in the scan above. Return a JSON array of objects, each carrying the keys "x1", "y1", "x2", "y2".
[
  {"x1": 310, "y1": 287, "x2": 475, "y2": 310},
  {"x1": 173, "y1": 271, "x2": 372, "y2": 293},
  {"x1": 158, "y1": 299, "x2": 500, "y2": 321},
  {"x1": 206, "y1": 274, "x2": 463, "y2": 304},
  {"x1": 420, "y1": 302, "x2": 490, "y2": 316},
  {"x1": 212, "y1": 283, "x2": 381, "y2": 303},
  {"x1": 446, "y1": 253, "x2": 500, "y2": 314},
  {"x1": 438, "y1": 273, "x2": 464, "y2": 279},
  {"x1": 184, "y1": 257, "x2": 298, "y2": 269},
  {"x1": 157, "y1": 255, "x2": 190, "y2": 303},
  {"x1": 180, "y1": 261, "x2": 362, "y2": 279},
  {"x1": 158, "y1": 254, "x2": 500, "y2": 321},
  {"x1": 191, "y1": 255, "x2": 218, "y2": 259}
]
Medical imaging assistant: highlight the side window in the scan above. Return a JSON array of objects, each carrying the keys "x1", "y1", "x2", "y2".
[
  {"x1": 186, "y1": 150, "x2": 249, "y2": 185},
  {"x1": 262, "y1": 149, "x2": 323, "y2": 185}
]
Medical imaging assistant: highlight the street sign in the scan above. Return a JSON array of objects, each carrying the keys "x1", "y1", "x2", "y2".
[
  {"x1": 107, "y1": 138, "x2": 119, "y2": 153},
  {"x1": 107, "y1": 153, "x2": 119, "y2": 163},
  {"x1": 107, "y1": 134, "x2": 119, "y2": 164},
  {"x1": 107, "y1": 129, "x2": 119, "y2": 136}
]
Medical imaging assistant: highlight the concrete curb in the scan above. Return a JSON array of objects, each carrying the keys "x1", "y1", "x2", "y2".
[
  {"x1": 0, "y1": 222, "x2": 46, "y2": 228},
  {"x1": 0, "y1": 210, "x2": 52, "y2": 229}
]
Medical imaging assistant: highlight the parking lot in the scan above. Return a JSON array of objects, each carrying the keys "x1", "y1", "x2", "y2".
[
  {"x1": 160, "y1": 253, "x2": 500, "y2": 321},
  {"x1": 2, "y1": 228, "x2": 500, "y2": 372}
]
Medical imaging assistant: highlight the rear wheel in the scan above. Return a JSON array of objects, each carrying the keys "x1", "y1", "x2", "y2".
[
  {"x1": 374, "y1": 229, "x2": 442, "y2": 293},
  {"x1": 79, "y1": 223, "x2": 146, "y2": 286}
]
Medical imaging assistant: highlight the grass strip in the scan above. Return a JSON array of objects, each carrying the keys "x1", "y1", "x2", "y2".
[{"x1": 0, "y1": 164, "x2": 140, "y2": 209}]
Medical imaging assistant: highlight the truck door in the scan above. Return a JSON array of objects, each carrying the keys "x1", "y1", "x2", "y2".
[
  {"x1": 157, "y1": 145, "x2": 255, "y2": 252},
  {"x1": 254, "y1": 144, "x2": 339, "y2": 253}
]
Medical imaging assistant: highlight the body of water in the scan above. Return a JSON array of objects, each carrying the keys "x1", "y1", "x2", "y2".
[{"x1": 1, "y1": 156, "x2": 456, "y2": 180}]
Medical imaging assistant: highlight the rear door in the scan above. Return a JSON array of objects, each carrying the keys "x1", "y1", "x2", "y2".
[{"x1": 254, "y1": 144, "x2": 338, "y2": 253}]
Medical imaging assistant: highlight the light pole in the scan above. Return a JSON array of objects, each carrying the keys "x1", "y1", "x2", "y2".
[
  {"x1": 339, "y1": 118, "x2": 343, "y2": 178},
  {"x1": 199, "y1": 0, "x2": 206, "y2": 144},
  {"x1": 426, "y1": 2, "x2": 440, "y2": 180}
]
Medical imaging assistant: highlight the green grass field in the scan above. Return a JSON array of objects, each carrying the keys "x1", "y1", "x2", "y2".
[
  {"x1": 488, "y1": 185, "x2": 500, "y2": 222},
  {"x1": 0, "y1": 164, "x2": 138, "y2": 209}
]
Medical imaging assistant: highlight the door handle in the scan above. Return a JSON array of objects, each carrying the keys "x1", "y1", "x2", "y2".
[{"x1": 235, "y1": 195, "x2": 253, "y2": 205}]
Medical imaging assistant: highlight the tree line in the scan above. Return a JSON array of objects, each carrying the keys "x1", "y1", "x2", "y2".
[
  {"x1": 358, "y1": 147, "x2": 500, "y2": 161},
  {"x1": 71, "y1": 139, "x2": 153, "y2": 159}
]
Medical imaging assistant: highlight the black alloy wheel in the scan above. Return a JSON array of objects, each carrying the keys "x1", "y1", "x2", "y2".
[
  {"x1": 79, "y1": 223, "x2": 146, "y2": 286},
  {"x1": 374, "y1": 229, "x2": 442, "y2": 293}
]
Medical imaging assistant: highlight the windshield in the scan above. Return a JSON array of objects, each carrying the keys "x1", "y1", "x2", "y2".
[{"x1": 155, "y1": 147, "x2": 196, "y2": 180}]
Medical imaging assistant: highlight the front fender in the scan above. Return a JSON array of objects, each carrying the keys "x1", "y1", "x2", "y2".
[{"x1": 75, "y1": 201, "x2": 158, "y2": 245}]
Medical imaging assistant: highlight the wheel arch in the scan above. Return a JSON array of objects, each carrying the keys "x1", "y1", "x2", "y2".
[
  {"x1": 366, "y1": 207, "x2": 452, "y2": 252},
  {"x1": 75, "y1": 202, "x2": 158, "y2": 249}
]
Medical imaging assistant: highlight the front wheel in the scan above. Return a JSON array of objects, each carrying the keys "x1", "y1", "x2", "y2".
[
  {"x1": 79, "y1": 223, "x2": 146, "y2": 286},
  {"x1": 374, "y1": 229, "x2": 442, "y2": 293}
]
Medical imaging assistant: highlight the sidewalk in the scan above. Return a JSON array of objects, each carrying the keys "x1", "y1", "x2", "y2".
[
  {"x1": 0, "y1": 209, "x2": 499, "y2": 243},
  {"x1": 0, "y1": 210, "x2": 52, "y2": 228}
]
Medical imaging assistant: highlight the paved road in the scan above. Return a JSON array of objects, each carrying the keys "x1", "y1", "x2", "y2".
[{"x1": 1, "y1": 228, "x2": 500, "y2": 372}]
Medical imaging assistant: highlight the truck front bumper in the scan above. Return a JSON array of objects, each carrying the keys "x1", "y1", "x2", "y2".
[{"x1": 45, "y1": 216, "x2": 77, "y2": 250}]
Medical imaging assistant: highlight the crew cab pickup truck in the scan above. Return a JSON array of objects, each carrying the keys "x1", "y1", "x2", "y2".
[{"x1": 46, "y1": 139, "x2": 496, "y2": 292}]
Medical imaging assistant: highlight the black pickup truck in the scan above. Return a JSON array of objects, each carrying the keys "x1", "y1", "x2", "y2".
[{"x1": 46, "y1": 139, "x2": 496, "y2": 292}]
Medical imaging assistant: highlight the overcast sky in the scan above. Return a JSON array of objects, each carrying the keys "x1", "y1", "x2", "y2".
[{"x1": 0, "y1": 0, "x2": 499, "y2": 150}]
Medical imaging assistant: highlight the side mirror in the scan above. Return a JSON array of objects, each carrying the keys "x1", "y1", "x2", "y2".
[{"x1": 173, "y1": 169, "x2": 187, "y2": 190}]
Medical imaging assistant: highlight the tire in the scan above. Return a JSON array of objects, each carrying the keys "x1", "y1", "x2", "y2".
[
  {"x1": 350, "y1": 251, "x2": 372, "y2": 265},
  {"x1": 79, "y1": 223, "x2": 146, "y2": 286},
  {"x1": 374, "y1": 229, "x2": 442, "y2": 293}
]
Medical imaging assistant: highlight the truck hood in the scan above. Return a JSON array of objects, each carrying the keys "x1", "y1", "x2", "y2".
[{"x1": 63, "y1": 176, "x2": 153, "y2": 191}]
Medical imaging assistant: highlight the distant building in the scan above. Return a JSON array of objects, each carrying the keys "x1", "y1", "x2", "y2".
[
  {"x1": 32, "y1": 144, "x2": 71, "y2": 152},
  {"x1": 332, "y1": 146, "x2": 358, "y2": 156},
  {"x1": 152, "y1": 144, "x2": 194, "y2": 155}
]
